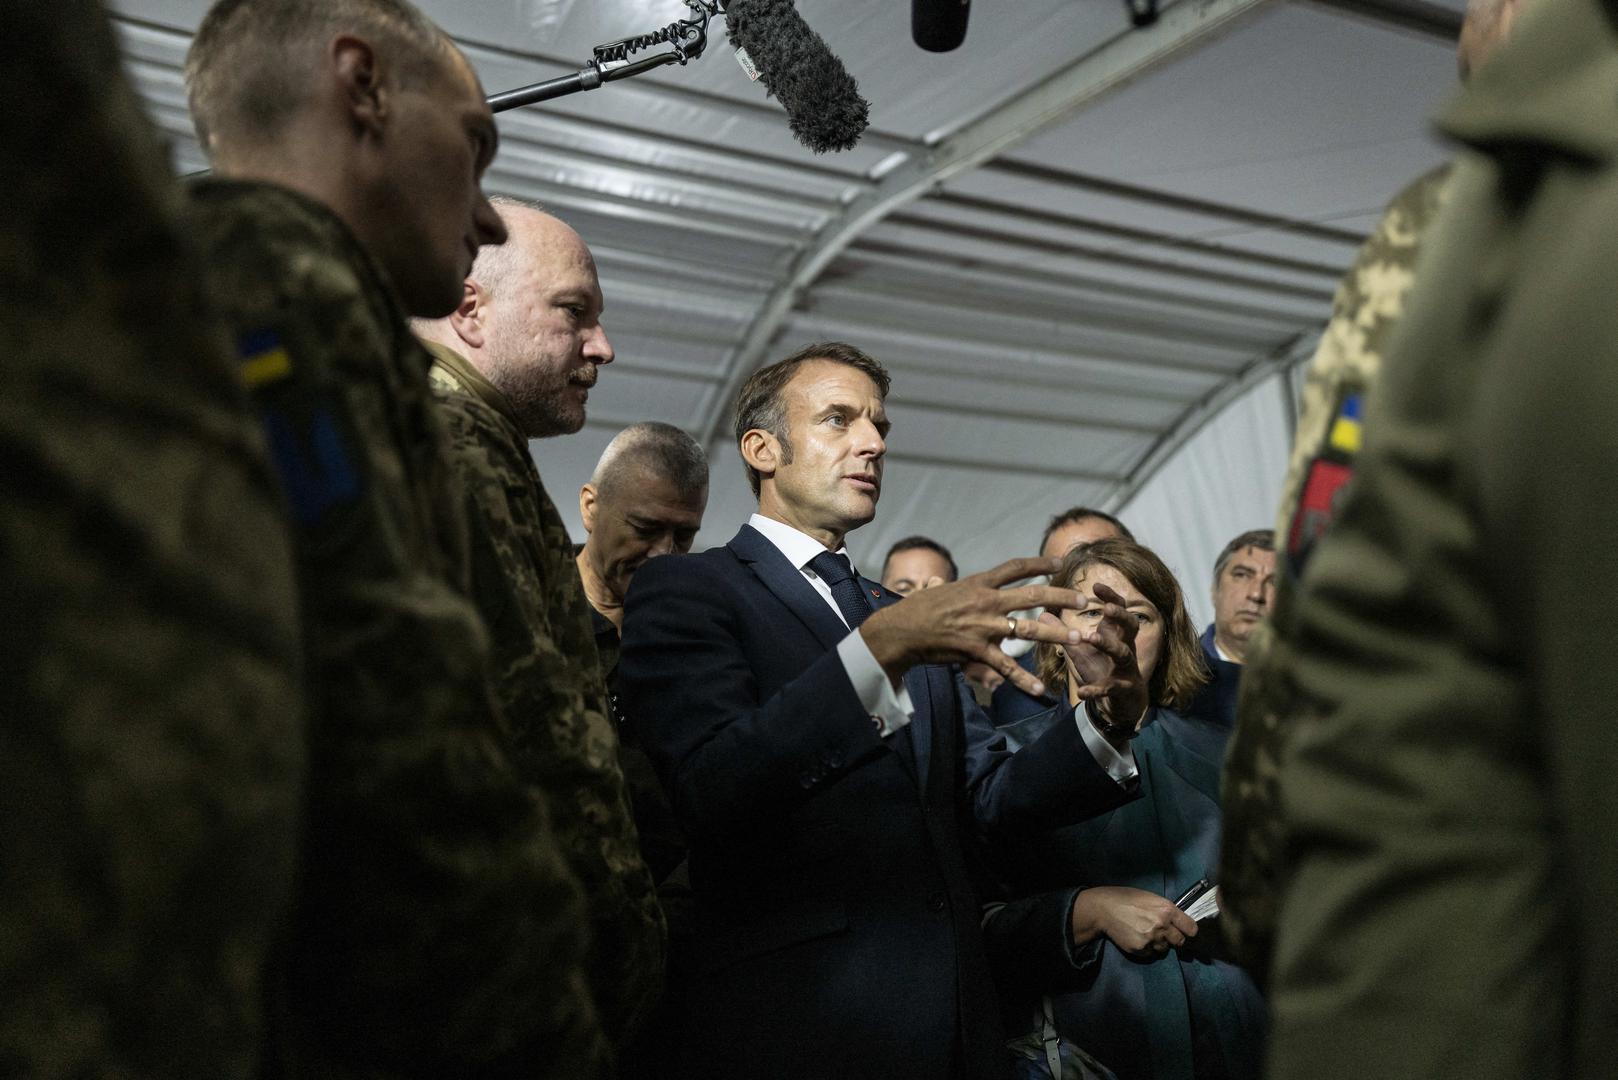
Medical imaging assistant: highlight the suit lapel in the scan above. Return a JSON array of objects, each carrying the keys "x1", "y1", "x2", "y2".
[
  {"x1": 728, "y1": 524, "x2": 849, "y2": 651},
  {"x1": 730, "y1": 526, "x2": 931, "y2": 794}
]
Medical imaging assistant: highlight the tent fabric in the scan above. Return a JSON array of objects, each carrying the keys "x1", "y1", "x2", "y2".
[{"x1": 107, "y1": 0, "x2": 1459, "y2": 600}]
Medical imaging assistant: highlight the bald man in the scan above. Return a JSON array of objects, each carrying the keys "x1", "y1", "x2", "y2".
[{"x1": 415, "y1": 199, "x2": 665, "y2": 1054}]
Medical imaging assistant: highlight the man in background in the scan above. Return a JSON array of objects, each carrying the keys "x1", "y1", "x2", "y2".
[
  {"x1": 415, "y1": 199, "x2": 666, "y2": 1056},
  {"x1": 879, "y1": 535, "x2": 958, "y2": 596},
  {"x1": 575, "y1": 421, "x2": 709, "y2": 884},
  {"x1": 1206, "y1": 529, "x2": 1276, "y2": 667}
]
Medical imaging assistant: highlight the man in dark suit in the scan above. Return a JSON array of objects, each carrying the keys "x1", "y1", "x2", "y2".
[{"x1": 619, "y1": 342, "x2": 1150, "y2": 1080}]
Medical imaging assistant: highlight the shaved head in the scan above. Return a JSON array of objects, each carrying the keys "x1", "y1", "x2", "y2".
[
  {"x1": 186, "y1": 0, "x2": 451, "y2": 154},
  {"x1": 418, "y1": 196, "x2": 615, "y2": 437},
  {"x1": 592, "y1": 423, "x2": 709, "y2": 504}
]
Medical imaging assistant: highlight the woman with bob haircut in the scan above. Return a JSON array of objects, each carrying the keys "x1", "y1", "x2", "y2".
[{"x1": 983, "y1": 538, "x2": 1266, "y2": 1080}]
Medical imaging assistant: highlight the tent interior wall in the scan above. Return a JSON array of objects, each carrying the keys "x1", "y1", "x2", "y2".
[{"x1": 110, "y1": 0, "x2": 1462, "y2": 625}]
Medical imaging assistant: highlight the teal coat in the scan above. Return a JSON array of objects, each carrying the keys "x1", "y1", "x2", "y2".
[{"x1": 989, "y1": 707, "x2": 1266, "y2": 1080}]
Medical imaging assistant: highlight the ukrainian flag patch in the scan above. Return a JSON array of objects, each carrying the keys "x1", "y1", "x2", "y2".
[
  {"x1": 1328, "y1": 392, "x2": 1363, "y2": 454},
  {"x1": 237, "y1": 328, "x2": 293, "y2": 388}
]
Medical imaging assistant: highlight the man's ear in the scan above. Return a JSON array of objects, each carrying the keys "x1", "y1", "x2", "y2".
[
  {"x1": 449, "y1": 280, "x2": 488, "y2": 350},
  {"x1": 579, "y1": 483, "x2": 598, "y2": 534},
  {"x1": 331, "y1": 34, "x2": 387, "y2": 136},
  {"x1": 740, "y1": 428, "x2": 779, "y2": 483}
]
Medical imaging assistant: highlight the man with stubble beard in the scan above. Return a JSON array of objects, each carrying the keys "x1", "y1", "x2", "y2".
[
  {"x1": 415, "y1": 198, "x2": 666, "y2": 1060},
  {"x1": 182, "y1": 2, "x2": 604, "y2": 1074}
]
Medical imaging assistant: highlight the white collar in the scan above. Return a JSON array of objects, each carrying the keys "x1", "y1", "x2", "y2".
[{"x1": 748, "y1": 513, "x2": 859, "y2": 575}]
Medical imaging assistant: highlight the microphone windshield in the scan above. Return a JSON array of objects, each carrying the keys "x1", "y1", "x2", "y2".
[
  {"x1": 723, "y1": 0, "x2": 869, "y2": 154},
  {"x1": 912, "y1": 0, "x2": 970, "y2": 52}
]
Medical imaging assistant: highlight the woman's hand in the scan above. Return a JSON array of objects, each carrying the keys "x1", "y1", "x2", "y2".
[{"x1": 1070, "y1": 886, "x2": 1198, "y2": 960}]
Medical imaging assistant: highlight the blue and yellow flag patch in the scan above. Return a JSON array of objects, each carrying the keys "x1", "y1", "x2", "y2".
[
  {"x1": 1327, "y1": 392, "x2": 1363, "y2": 454},
  {"x1": 237, "y1": 328, "x2": 292, "y2": 388}
]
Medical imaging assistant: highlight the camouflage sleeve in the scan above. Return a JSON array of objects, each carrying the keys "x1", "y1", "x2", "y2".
[
  {"x1": 1219, "y1": 166, "x2": 1451, "y2": 976},
  {"x1": 433, "y1": 388, "x2": 667, "y2": 1046},
  {"x1": 0, "y1": 4, "x2": 301, "y2": 1078},
  {"x1": 184, "y1": 185, "x2": 608, "y2": 1078}
]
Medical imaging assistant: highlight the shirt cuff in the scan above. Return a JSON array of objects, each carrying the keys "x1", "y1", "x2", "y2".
[
  {"x1": 1075, "y1": 703, "x2": 1138, "y2": 783},
  {"x1": 837, "y1": 630, "x2": 915, "y2": 737}
]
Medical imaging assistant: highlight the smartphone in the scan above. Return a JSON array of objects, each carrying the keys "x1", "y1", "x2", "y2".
[{"x1": 1174, "y1": 878, "x2": 1212, "y2": 910}]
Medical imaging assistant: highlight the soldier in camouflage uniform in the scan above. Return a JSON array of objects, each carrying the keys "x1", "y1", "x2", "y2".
[
  {"x1": 1266, "y1": 0, "x2": 1618, "y2": 1071},
  {"x1": 181, "y1": 1, "x2": 606, "y2": 1075},
  {"x1": 415, "y1": 200, "x2": 665, "y2": 1054},
  {"x1": 1, "y1": 2, "x2": 301, "y2": 1077},
  {"x1": 1218, "y1": 0, "x2": 1536, "y2": 985},
  {"x1": 1217, "y1": 165, "x2": 1450, "y2": 978}
]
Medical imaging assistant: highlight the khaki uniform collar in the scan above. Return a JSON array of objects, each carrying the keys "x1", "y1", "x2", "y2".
[
  {"x1": 1437, "y1": 0, "x2": 1618, "y2": 164},
  {"x1": 419, "y1": 339, "x2": 527, "y2": 436}
]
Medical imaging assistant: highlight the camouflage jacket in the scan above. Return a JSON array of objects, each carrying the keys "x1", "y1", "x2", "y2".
[
  {"x1": 0, "y1": 5, "x2": 302, "y2": 1078},
  {"x1": 426, "y1": 342, "x2": 666, "y2": 1047},
  {"x1": 1218, "y1": 165, "x2": 1451, "y2": 977},
  {"x1": 182, "y1": 181, "x2": 606, "y2": 1079}
]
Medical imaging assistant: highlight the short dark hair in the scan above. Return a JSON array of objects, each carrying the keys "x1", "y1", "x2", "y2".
[
  {"x1": 883, "y1": 536, "x2": 958, "y2": 582},
  {"x1": 186, "y1": 0, "x2": 450, "y2": 152},
  {"x1": 593, "y1": 422, "x2": 709, "y2": 502},
  {"x1": 1212, "y1": 529, "x2": 1276, "y2": 585},
  {"x1": 1035, "y1": 539, "x2": 1208, "y2": 712},
  {"x1": 733, "y1": 341, "x2": 890, "y2": 498},
  {"x1": 1038, "y1": 506, "x2": 1134, "y2": 556}
]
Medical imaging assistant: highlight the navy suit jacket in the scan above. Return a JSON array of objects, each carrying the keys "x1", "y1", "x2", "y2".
[{"x1": 618, "y1": 525, "x2": 1135, "y2": 1080}]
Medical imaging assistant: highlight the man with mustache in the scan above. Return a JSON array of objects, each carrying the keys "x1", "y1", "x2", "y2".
[
  {"x1": 619, "y1": 341, "x2": 1150, "y2": 1080},
  {"x1": 414, "y1": 199, "x2": 665, "y2": 1061}
]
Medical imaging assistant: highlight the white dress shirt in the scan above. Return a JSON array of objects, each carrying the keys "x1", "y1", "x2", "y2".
[
  {"x1": 746, "y1": 514, "x2": 1137, "y2": 782},
  {"x1": 748, "y1": 514, "x2": 914, "y2": 736}
]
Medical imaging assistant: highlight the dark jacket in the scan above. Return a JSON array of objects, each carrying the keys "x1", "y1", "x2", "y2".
[
  {"x1": 618, "y1": 524, "x2": 1136, "y2": 1080},
  {"x1": 986, "y1": 704, "x2": 1265, "y2": 1080}
]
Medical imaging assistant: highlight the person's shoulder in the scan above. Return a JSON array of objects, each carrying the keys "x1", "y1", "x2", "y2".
[
  {"x1": 628, "y1": 545, "x2": 738, "y2": 600},
  {"x1": 432, "y1": 374, "x2": 524, "y2": 460},
  {"x1": 185, "y1": 179, "x2": 404, "y2": 377},
  {"x1": 184, "y1": 178, "x2": 355, "y2": 262}
]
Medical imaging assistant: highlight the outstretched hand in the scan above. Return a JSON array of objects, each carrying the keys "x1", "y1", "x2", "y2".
[
  {"x1": 1041, "y1": 581, "x2": 1149, "y2": 735},
  {"x1": 860, "y1": 557, "x2": 1085, "y2": 697}
]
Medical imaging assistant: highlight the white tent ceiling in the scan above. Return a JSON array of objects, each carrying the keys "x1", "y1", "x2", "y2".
[{"x1": 109, "y1": 0, "x2": 1461, "y2": 596}]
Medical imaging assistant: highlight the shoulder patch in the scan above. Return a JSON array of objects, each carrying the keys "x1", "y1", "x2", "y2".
[
  {"x1": 237, "y1": 328, "x2": 292, "y2": 388},
  {"x1": 259, "y1": 404, "x2": 364, "y2": 526},
  {"x1": 1287, "y1": 388, "x2": 1363, "y2": 576}
]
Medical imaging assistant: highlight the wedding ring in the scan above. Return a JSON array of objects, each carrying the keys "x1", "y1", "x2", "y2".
[{"x1": 1006, "y1": 616, "x2": 1018, "y2": 638}]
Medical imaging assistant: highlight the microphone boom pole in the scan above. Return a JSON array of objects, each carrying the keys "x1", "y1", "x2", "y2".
[
  {"x1": 486, "y1": 0, "x2": 719, "y2": 114},
  {"x1": 486, "y1": 0, "x2": 869, "y2": 153}
]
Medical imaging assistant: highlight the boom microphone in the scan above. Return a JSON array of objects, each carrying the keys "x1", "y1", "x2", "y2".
[
  {"x1": 912, "y1": 0, "x2": 970, "y2": 52},
  {"x1": 721, "y1": 0, "x2": 870, "y2": 154}
]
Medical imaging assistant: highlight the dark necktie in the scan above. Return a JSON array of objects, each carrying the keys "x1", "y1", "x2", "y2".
[{"x1": 807, "y1": 550, "x2": 873, "y2": 630}]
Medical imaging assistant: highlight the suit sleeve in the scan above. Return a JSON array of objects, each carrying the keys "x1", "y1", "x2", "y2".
[
  {"x1": 618, "y1": 554, "x2": 889, "y2": 840},
  {"x1": 964, "y1": 682, "x2": 1138, "y2": 843}
]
